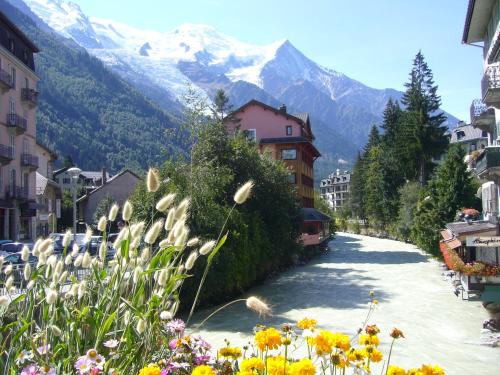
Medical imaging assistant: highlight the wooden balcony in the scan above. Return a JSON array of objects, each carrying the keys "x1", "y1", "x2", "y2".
[
  {"x1": 21, "y1": 88, "x2": 38, "y2": 108},
  {"x1": 5, "y1": 185, "x2": 28, "y2": 200},
  {"x1": 0, "y1": 144, "x2": 14, "y2": 165},
  {"x1": 470, "y1": 99, "x2": 495, "y2": 132},
  {"x1": 481, "y1": 65, "x2": 500, "y2": 108},
  {"x1": 6, "y1": 113, "x2": 28, "y2": 134},
  {"x1": 0, "y1": 68, "x2": 12, "y2": 92},
  {"x1": 21, "y1": 153, "x2": 39, "y2": 170}
]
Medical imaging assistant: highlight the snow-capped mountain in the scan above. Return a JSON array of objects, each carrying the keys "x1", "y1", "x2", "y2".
[{"x1": 15, "y1": 0, "x2": 458, "y2": 170}]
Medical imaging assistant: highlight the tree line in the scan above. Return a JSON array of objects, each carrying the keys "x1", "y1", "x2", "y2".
[{"x1": 348, "y1": 52, "x2": 479, "y2": 255}]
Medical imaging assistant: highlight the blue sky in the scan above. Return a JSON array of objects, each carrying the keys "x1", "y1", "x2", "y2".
[{"x1": 72, "y1": 0, "x2": 482, "y2": 121}]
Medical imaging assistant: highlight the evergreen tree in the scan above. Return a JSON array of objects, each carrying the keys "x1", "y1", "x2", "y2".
[
  {"x1": 381, "y1": 98, "x2": 403, "y2": 144},
  {"x1": 364, "y1": 146, "x2": 389, "y2": 229},
  {"x1": 364, "y1": 125, "x2": 381, "y2": 157},
  {"x1": 400, "y1": 51, "x2": 449, "y2": 185},
  {"x1": 412, "y1": 144, "x2": 479, "y2": 255},
  {"x1": 349, "y1": 152, "x2": 366, "y2": 220},
  {"x1": 212, "y1": 89, "x2": 231, "y2": 121}
]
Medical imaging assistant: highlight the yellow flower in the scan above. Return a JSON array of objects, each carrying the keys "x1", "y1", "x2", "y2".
[
  {"x1": 255, "y1": 327, "x2": 283, "y2": 351},
  {"x1": 387, "y1": 365, "x2": 406, "y2": 375},
  {"x1": 332, "y1": 333, "x2": 350, "y2": 352},
  {"x1": 365, "y1": 324, "x2": 380, "y2": 336},
  {"x1": 266, "y1": 356, "x2": 288, "y2": 375},
  {"x1": 420, "y1": 364, "x2": 445, "y2": 375},
  {"x1": 138, "y1": 364, "x2": 161, "y2": 375},
  {"x1": 407, "y1": 369, "x2": 424, "y2": 375},
  {"x1": 313, "y1": 331, "x2": 350, "y2": 355},
  {"x1": 297, "y1": 318, "x2": 317, "y2": 330},
  {"x1": 289, "y1": 358, "x2": 315, "y2": 375},
  {"x1": 347, "y1": 348, "x2": 365, "y2": 362},
  {"x1": 219, "y1": 346, "x2": 242, "y2": 359},
  {"x1": 359, "y1": 334, "x2": 380, "y2": 346},
  {"x1": 240, "y1": 357, "x2": 265, "y2": 373},
  {"x1": 365, "y1": 347, "x2": 383, "y2": 362},
  {"x1": 192, "y1": 365, "x2": 216, "y2": 375}
]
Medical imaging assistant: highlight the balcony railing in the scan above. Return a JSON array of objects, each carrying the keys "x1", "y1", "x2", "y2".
[
  {"x1": 475, "y1": 147, "x2": 500, "y2": 176},
  {"x1": 482, "y1": 65, "x2": 500, "y2": 107},
  {"x1": 21, "y1": 88, "x2": 38, "y2": 107},
  {"x1": 6, "y1": 113, "x2": 28, "y2": 134},
  {"x1": 469, "y1": 99, "x2": 495, "y2": 131},
  {"x1": 0, "y1": 68, "x2": 12, "y2": 91},
  {"x1": 21, "y1": 153, "x2": 39, "y2": 169},
  {"x1": 5, "y1": 185, "x2": 28, "y2": 200},
  {"x1": 0, "y1": 144, "x2": 14, "y2": 164}
]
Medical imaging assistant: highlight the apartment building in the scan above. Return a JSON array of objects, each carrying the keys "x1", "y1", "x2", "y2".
[
  {"x1": 0, "y1": 11, "x2": 39, "y2": 240},
  {"x1": 320, "y1": 170, "x2": 350, "y2": 211},
  {"x1": 224, "y1": 100, "x2": 320, "y2": 208}
]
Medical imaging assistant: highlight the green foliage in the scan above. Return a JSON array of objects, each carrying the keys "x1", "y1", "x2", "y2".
[
  {"x1": 411, "y1": 145, "x2": 480, "y2": 255},
  {"x1": 394, "y1": 182, "x2": 422, "y2": 241},
  {"x1": 92, "y1": 195, "x2": 119, "y2": 232},
  {"x1": 364, "y1": 146, "x2": 389, "y2": 229},
  {"x1": 1, "y1": 2, "x2": 182, "y2": 173},
  {"x1": 130, "y1": 119, "x2": 301, "y2": 307},
  {"x1": 349, "y1": 152, "x2": 365, "y2": 220},
  {"x1": 314, "y1": 191, "x2": 336, "y2": 235}
]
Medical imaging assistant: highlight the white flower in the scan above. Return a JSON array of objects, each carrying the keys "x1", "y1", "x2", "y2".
[
  {"x1": 156, "y1": 193, "x2": 176, "y2": 212},
  {"x1": 62, "y1": 229, "x2": 72, "y2": 248},
  {"x1": 58, "y1": 271, "x2": 68, "y2": 284},
  {"x1": 44, "y1": 245, "x2": 54, "y2": 257},
  {"x1": 0, "y1": 256, "x2": 4, "y2": 269},
  {"x1": 147, "y1": 168, "x2": 160, "y2": 193},
  {"x1": 46, "y1": 289, "x2": 58, "y2": 304},
  {"x1": 130, "y1": 222, "x2": 145, "y2": 238},
  {"x1": 55, "y1": 260, "x2": 64, "y2": 276},
  {"x1": 65, "y1": 254, "x2": 72, "y2": 266},
  {"x1": 82, "y1": 252, "x2": 92, "y2": 268},
  {"x1": 37, "y1": 253, "x2": 47, "y2": 268},
  {"x1": 136, "y1": 318, "x2": 147, "y2": 334},
  {"x1": 5, "y1": 276, "x2": 14, "y2": 290},
  {"x1": 144, "y1": 219, "x2": 164, "y2": 244},
  {"x1": 97, "y1": 216, "x2": 107, "y2": 232},
  {"x1": 108, "y1": 203, "x2": 119, "y2": 222},
  {"x1": 84, "y1": 227, "x2": 93, "y2": 244},
  {"x1": 159, "y1": 239, "x2": 170, "y2": 248},
  {"x1": 174, "y1": 198, "x2": 190, "y2": 220},
  {"x1": 71, "y1": 243, "x2": 80, "y2": 257},
  {"x1": 21, "y1": 245, "x2": 30, "y2": 262},
  {"x1": 0, "y1": 295, "x2": 10, "y2": 307},
  {"x1": 199, "y1": 240, "x2": 216, "y2": 256},
  {"x1": 74, "y1": 254, "x2": 83, "y2": 268},
  {"x1": 234, "y1": 180, "x2": 254, "y2": 204},
  {"x1": 122, "y1": 200, "x2": 133, "y2": 221},
  {"x1": 187, "y1": 237, "x2": 200, "y2": 247},
  {"x1": 141, "y1": 247, "x2": 150, "y2": 262},
  {"x1": 160, "y1": 310, "x2": 172, "y2": 320},
  {"x1": 185, "y1": 251, "x2": 198, "y2": 270},
  {"x1": 173, "y1": 219, "x2": 186, "y2": 238},
  {"x1": 157, "y1": 268, "x2": 169, "y2": 287},
  {"x1": 50, "y1": 325, "x2": 62, "y2": 337},
  {"x1": 23, "y1": 263, "x2": 32, "y2": 281},
  {"x1": 99, "y1": 242, "x2": 107, "y2": 261},
  {"x1": 174, "y1": 229, "x2": 189, "y2": 248},
  {"x1": 133, "y1": 266, "x2": 142, "y2": 284},
  {"x1": 165, "y1": 208, "x2": 175, "y2": 231},
  {"x1": 245, "y1": 296, "x2": 271, "y2": 316},
  {"x1": 32, "y1": 239, "x2": 41, "y2": 257},
  {"x1": 78, "y1": 282, "x2": 86, "y2": 300},
  {"x1": 38, "y1": 238, "x2": 53, "y2": 253},
  {"x1": 47, "y1": 255, "x2": 57, "y2": 269},
  {"x1": 4, "y1": 264, "x2": 13, "y2": 276},
  {"x1": 26, "y1": 280, "x2": 35, "y2": 290}
]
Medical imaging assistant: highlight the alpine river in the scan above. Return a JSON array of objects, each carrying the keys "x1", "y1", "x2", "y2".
[{"x1": 191, "y1": 233, "x2": 500, "y2": 374}]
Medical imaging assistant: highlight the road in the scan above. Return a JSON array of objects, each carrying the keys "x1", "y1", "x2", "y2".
[{"x1": 192, "y1": 233, "x2": 500, "y2": 374}]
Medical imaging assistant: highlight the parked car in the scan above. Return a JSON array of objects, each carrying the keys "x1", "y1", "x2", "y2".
[
  {"x1": 50, "y1": 233, "x2": 88, "y2": 254},
  {"x1": 0, "y1": 242, "x2": 31, "y2": 254},
  {"x1": 2, "y1": 252, "x2": 37, "y2": 266}
]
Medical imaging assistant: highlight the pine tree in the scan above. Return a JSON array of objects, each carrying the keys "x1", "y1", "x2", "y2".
[
  {"x1": 364, "y1": 145, "x2": 389, "y2": 229},
  {"x1": 401, "y1": 51, "x2": 449, "y2": 185},
  {"x1": 381, "y1": 98, "x2": 403, "y2": 144},
  {"x1": 412, "y1": 144, "x2": 479, "y2": 255},
  {"x1": 364, "y1": 125, "x2": 381, "y2": 157},
  {"x1": 350, "y1": 152, "x2": 366, "y2": 220}
]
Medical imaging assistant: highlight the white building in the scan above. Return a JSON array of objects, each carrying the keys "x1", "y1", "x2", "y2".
[{"x1": 320, "y1": 170, "x2": 350, "y2": 211}]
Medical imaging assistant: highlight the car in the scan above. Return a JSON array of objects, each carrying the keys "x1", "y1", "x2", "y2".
[
  {"x1": 2, "y1": 252, "x2": 37, "y2": 266},
  {"x1": 0, "y1": 242, "x2": 30, "y2": 254}
]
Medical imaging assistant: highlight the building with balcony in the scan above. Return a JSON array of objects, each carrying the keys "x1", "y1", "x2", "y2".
[
  {"x1": 320, "y1": 170, "x2": 351, "y2": 212},
  {"x1": 54, "y1": 166, "x2": 111, "y2": 193},
  {"x1": 0, "y1": 10, "x2": 39, "y2": 241},
  {"x1": 449, "y1": 120, "x2": 488, "y2": 154},
  {"x1": 35, "y1": 142, "x2": 61, "y2": 237},
  {"x1": 224, "y1": 99, "x2": 331, "y2": 245}
]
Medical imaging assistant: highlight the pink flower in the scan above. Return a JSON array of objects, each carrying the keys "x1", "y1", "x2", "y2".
[
  {"x1": 21, "y1": 365, "x2": 38, "y2": 375},
  {"x1": 103, "y1": 339, "x2": 119, "y2": 349}
]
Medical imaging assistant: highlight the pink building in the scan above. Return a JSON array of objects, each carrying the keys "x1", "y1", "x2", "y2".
[{"x1": 0, "y1": 11, "x2": 39, "y2": 240}]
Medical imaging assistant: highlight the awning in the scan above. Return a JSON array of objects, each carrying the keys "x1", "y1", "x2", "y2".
[
  {"x1": 446, "y1": 239, "x2": 462, "y2": 250},
  {"x1": 300, "y1": 207, "x2": 331, "y2": 222},
  {"x1": 440, "y1": 230, "x2": 453, "y2": 241}
]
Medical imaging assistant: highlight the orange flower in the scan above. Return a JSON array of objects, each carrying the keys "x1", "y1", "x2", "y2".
[
  {"x1": 297, "y1": 318, "x2": 317, "y2": 330},
  {"x1": 390, "y1": 328, "x2": 405, "y2": 339},
  {"x1": 289, "y1": 358, "x2": 315, "y2": 375}
]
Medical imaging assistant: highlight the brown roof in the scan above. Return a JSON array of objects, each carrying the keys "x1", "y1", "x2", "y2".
[
  {"x1": 228, "y1": 99, "x2": 305, "y2": 126},
  {"x1": 445, "y1": 221, "x2": 497, "y2": 236},
  {"x1": 0, "y1": 10, "x2": 39, "y2": 53}
]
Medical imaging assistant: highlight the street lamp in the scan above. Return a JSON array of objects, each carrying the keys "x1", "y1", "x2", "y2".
[{"x1": 67, "y1": 167, "x2": 81, "y2": 240}]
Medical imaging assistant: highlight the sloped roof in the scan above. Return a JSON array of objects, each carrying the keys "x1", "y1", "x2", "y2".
[
  {"x1": 449, "y1": 123, "x2": 486, "y2": 143},
  {"x1": 293, "y1": 113, "x2": 309, "y2": 124},
  {"x1": 301, "y1": 207, "x2": 331, "y2": 222},
  {"x1": 445, "y1": 221, "x2": 496, "y2": 236},
  {"x1": 77, "y1": 169, "x2": 141, "y2": 203},
  {"x1": 81, "y1": 171, "x2": 110, "y2": 181},
  {"x1": 36, "y1": 172, "x2": 60, "y2": 196}
]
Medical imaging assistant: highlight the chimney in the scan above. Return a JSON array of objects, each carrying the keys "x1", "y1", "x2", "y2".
[
  {"x1": 278, "y1": 104, "x2": 287, "y2": 114},
  {"x1": 101, "y1": 167, "x2": 107, "y2": 186}
]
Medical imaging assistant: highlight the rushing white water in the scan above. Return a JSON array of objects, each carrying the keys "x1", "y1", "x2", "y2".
[{"x1": 191, "y1": 233, "x2": 500, "y2": 374}]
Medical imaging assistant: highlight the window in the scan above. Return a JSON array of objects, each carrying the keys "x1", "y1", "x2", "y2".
[
  {"x1": 9, "y1": 134, "x2": 15, "y2": 156},
  {"x1": 456, "y1": 131, "x2": 465, "y2": 140},
  {"x1": 243, "y1": 129, "x2": 256, "y2": 142},
  {"x1": 286, "y1": 125, "x2": 292, "y2": 136},
  {"x1": 24, "y1": 110, "x2": 28, "y2": 129},
  {"x1": 63, "y1": 177, "x2": 70, "y2": 184},
  {"x1": 9, "y1": 38, "x2": 15, "y2": 53},
  {"x1": 10, "y1": 67, "x2": 16, "y2": 89},
  {"x1": 281, "y1": 148, "x2": 297, "y2": 160},
  {"x1": 287, "y1": 173, "x2": 296, "y2": 184},
  {"x1": 23, "y1": 50, "x2": 28, "y2": 62},
  {"x1": 9, "y1": 98, "x2": 15, "y2": 114},
  {"x1": 25, "y1": 77, "x2": 29, "y2": 89},
  {"x1": 23, "y1": 138, "x2": 29, "y2": 154},
  {"x1": 470, "y1": 143, "x2": 477, "y2": 152},
  {"x1": 482, "y1": 130, "x2": 489, "y2": 138}
]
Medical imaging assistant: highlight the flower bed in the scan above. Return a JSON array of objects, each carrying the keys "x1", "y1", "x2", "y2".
[{"x1": 439, "y1": 241, "x2": 500, "y2": 276}]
